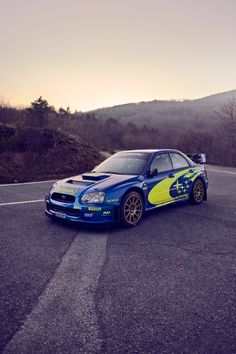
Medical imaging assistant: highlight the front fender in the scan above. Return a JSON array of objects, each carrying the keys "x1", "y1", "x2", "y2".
[{"x1": 104, "y1": 179, "x2": 145, "y2": 206}]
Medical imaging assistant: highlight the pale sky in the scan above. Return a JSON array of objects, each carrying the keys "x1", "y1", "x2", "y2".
[{"x1": 1, "y1": 0, "x2": 236, "y2": 111}]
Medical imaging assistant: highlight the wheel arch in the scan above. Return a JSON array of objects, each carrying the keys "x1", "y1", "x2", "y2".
[
  {"x1": 119, "y1": 186, "x2": 145, "y2": 226},
  {"x1": 191, "y1": 176, "x2": 207, "y2": 201},
  {"x1": 122, "y1": 186, "x2": 145, "y2": 203}
]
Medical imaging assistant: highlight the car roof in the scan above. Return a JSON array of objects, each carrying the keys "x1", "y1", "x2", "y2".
[{"x1": 118, "y1": 149, "x2": 183, "y2": 154}]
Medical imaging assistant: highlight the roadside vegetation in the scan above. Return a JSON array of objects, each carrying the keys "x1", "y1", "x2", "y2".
[
  {"x1": 0, "y1": 97, "x2": 103, "y2": 183},
  {"x1": 0, "y1": 94, "x2": 235, "y2": 182}
]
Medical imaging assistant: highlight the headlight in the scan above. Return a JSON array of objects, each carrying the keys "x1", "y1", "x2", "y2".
[{"x1": 81, "y1": 191, "x2": 105, "y2": 204}]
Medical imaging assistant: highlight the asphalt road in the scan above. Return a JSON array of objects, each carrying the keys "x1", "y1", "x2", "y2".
[{"x1": 0, "y1": 166, "x2": 236, "y2": 353}]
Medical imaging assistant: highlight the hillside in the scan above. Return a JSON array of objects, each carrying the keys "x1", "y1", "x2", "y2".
[
  {"x1": 0, "y1": 125, "x2": 103, "y2": 183},
  {"x1": 0, "y1": 90, "x2": 235, "y2": 170},
  {"x1": 90, "y1": 89, "x2": 236, "y2": 127}
]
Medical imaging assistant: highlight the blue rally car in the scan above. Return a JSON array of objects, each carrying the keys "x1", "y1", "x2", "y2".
[{"x1": 45, "y1": 149, "x2": 208, "y2": 227}]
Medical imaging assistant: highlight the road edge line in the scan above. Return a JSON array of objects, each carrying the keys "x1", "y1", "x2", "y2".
[{"x1": 0, "y1": 199, "x2": 45, "y2": 206}]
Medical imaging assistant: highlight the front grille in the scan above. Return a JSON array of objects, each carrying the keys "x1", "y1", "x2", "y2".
[
  {"x1": 51, "y1": 192, "x2": 75, "y2": 203},
  {"x1": 48, "y1": 203, "x2": 80, "y2": 217}
]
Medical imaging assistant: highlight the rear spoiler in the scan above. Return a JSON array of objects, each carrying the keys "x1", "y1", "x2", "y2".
[{"x1": 186, "y1": 153, "x2": 206, "y2": 164}]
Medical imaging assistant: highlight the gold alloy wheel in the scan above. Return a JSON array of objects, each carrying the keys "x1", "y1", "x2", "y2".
[
  {"x1": 193, "y1": 180, "x2": 204, "y2": 203},
  {"x1": 124, "y1": 194, "x2": 143, "y2": 225}
]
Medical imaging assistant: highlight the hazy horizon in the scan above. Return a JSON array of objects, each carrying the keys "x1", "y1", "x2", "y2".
[{"x1": 1, "y1": 0, "x2": 236, "y2": 111}]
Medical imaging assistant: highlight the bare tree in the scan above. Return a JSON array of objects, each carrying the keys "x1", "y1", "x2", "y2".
[
  {"x1": 216, "y1": 97, "x2": 236, "y2": 165},
  {"x1": 218, "y1": 97, "x2": 236, "y2": 138}
]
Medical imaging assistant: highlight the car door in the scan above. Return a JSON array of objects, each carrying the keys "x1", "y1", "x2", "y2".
[
  {"x1": 168, "y1": 152, "x2": 193, "y2": 200},
  {"x1": 146, "y1": 153, "x2": 174, "y2": 207}
]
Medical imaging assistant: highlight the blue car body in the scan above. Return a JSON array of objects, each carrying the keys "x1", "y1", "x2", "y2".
[{"x1": 45, "y1": 149, "x2": 208, "y2": 224}]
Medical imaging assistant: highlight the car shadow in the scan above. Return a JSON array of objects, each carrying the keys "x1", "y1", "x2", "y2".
[
  {"x1": 47, "y1": 215, "x2": 115, "y2": 233},
  {"x1": 46, "y1": 199, "x2": 197, "y2": 234}
]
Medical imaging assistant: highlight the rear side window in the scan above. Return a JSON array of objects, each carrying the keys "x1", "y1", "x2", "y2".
[
  {"x1": 150, "y1": 153, "x2": 172, "y2": 173},
  {"x1": 170, "y1": 153, "x2": 189, "y2": 169}
]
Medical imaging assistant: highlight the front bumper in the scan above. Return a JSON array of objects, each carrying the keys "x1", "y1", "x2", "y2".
[{"x1": 45, "y1": 195, "x2": 116, "y2": 224}]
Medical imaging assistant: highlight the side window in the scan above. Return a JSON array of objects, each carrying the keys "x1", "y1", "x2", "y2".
[
  {"x1": 150, "y1": 153, "x2": 172, "y2": 173},
  {"x1": 170, "y1": 153, "x2": 189, "y2": 169}
]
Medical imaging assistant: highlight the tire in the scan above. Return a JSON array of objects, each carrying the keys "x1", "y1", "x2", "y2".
[
  {"x1": 120, "y1": 191, "x2": 144, "y2": 227},
  {"x1": 190, "y1": 178, "x2": 205, "y2": 205}
]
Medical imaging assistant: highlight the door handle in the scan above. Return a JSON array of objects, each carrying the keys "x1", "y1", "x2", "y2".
[{"x1": 168, "y1": 173, "x2": 175, "y2": 178}]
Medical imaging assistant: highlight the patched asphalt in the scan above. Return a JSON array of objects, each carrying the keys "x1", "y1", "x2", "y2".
[{"x1": 0, "y1": 166, "x2": 236, "y2": 353}]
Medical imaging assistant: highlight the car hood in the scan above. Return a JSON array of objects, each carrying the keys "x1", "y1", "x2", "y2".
[{"x1": 51, "y1": 172, "x2": 139, "y2": 197}]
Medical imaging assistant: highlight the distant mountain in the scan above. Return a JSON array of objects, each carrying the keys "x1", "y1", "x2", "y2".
[
  {"x1": 90, "y1": 89, "x2": 236, "y2": 127},
  {"x1": 194, "y1": 89, "x2": 236, "y2": 104}
]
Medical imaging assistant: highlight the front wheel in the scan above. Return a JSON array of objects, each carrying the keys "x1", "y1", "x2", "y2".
[
  {"x1": 120, "y1": 191, "x2": 144, "y2": 227},
  {"x1": 190, "y1": 178, "x2": 205, "y2": 204}
]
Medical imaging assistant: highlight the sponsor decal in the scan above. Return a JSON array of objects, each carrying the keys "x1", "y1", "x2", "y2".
[
  {"x1": 84, "y1": 213, "x2": 93, "y2": 217},
  {"x1": 88, "y1": 207, "x2": 102, "y2": 211},
  {"x1": 103, "y1": 210, "x2": 111, "y2": 215},
  {"x1": 106, "y1": 198, "x2": 119, "y2": 203},
  {"x1": 148, "y1": 168, "x2": 201, "y2": 205},
  {"x1": 57, "y1": 188, "x2": 77, "y2": 195}
]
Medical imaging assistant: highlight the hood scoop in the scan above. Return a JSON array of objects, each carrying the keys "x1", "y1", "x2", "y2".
[
  {"x1": 66, "y1": 179, "x2": 93, "y2": 186},
  {"x1": 82, "y1": 173, "x2": 110, "y2": 181}
]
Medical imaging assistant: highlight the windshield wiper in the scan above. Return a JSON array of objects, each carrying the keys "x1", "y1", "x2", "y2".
[
  {"x1": 93, "y1": 170, "x2": 128, "y2": 175},
  {"x1": 99, "y1": 171, "x2": 130, "y2": 175},
  {"x1": 101, "y1": 171, "x2": 121, "y2": 174}
]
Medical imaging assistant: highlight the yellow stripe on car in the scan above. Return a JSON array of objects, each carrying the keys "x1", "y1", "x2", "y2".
[{"x1": 148, "y1": 168, "x2": 200, "y2": 205}]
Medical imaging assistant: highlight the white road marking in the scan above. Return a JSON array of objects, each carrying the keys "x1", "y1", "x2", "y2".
[
  {"x1": 0, "y1": 180, "x2": 55, "y2": 187},
  {"x1": 207, "y1": 168, "x2": 236, "y2": 175},
  {"x1": 4, "y1": 232, "x2": 107, "y2": 353},
  {"x1": 0, "y1": 199, "x2": 44, "y2": 206}
]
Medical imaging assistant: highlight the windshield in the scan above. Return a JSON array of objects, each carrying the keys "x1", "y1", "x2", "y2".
[{"x1": 94, "y1": 152, "x2": 151, "y2": 175}]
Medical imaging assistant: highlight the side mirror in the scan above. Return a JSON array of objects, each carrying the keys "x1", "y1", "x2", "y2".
[
  {"x1": 195, "y1": 153, "x2": 206, "y2": 164},
  {"x1": 187, "y1": 153, "x2": 206, "y2": 164},
  {"x1": 147, "y1": 168, "x2": 158, "y2": 178}
]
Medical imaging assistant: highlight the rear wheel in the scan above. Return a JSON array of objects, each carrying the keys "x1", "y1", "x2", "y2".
[
  {"x1": 121, "y1": 191, "x2": 144, "y2": 227},
  {"x1": 190, "y1": 178, "x2": 205, "y2": 204}
]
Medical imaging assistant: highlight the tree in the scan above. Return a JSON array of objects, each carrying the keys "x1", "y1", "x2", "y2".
[
  {"x1": 58, "y1": 106, "x2": 71, "y2": 116},
  {"x1": 218, "y1": 97, "x2": 236, "y2": 140},
  {"x1": 27, "y1": 96, "x2": 55, "y2": 127},
  {"x1": 216, "y1": 97, "x2": 236, "y2": 165}
]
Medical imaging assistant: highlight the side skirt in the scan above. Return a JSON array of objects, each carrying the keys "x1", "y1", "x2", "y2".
[{"x1": 145, "y1": 197, "x2": 189, "y2": 212}]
